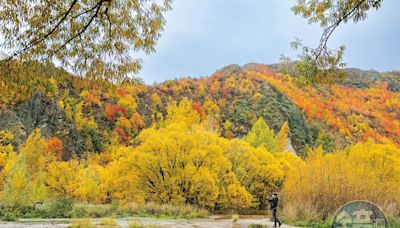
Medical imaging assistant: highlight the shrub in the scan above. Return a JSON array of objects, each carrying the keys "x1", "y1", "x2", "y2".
[
  {"x1": 71, "y1": 205, "x2": 90, "y2": 218},
  {"x1": 282, "y1": 201, "x2": 322, "y2": 223},
  {"x1": 68, "y1": 219, "x2": 94, "y2": 228},
  {"x1": 389, "y1": 218, "x2": 400, "y2": 228},
  {"x1": 232, "y1": 214, "x2": 239, "y2": 223},
  {"x1": 100, "y1": 217, "x2": 118, "y2": 226},
  {"x1": 45, "y1": 197, "x2": 74, "y2": 218},
  {"x1": 292, "y1": 220, "x2": 331, "y2": 228},
  {"x1": 1, "y1": 211, "x2": 17, "y2": 221},
  {"x1": 120, "y1": 202, "x2": 209, "y2": 219},
  {"x1": 128, "y1": 220, "x2": 146, "y2": 228},
  {"x1": 0, "y1": 204, "x2": 46, "y2": 219},
  {"x1": 248, "y1": 224, "x2": 268, "y2": 228},
  {"x1": 72, "y1": 204, "x2": 113, "y2": 218}
]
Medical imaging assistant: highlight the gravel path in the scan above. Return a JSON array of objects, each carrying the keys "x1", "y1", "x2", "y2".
[{"x1": 0, "y1": 216, "x2": 300, "y2": 228}]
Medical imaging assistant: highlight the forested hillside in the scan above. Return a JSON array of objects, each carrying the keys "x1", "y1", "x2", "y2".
[
  {"x1": 1, "y1": 62, "x2": 399, "y2": 157},
  {"x1": 252, "y1": 63, "x2": 400, "y2": 150},
  {"x1": 1, "y1": 62, "x2": 312, "y2": 158}
]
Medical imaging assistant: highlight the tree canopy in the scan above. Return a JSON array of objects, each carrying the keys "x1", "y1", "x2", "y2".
[{"x1": 0, "y1": 0, "x2": 172, "y2": 81}]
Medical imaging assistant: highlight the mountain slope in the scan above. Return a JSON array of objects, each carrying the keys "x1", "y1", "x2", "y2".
[
  {"x1": 245, "y1": 63, "x2": 400, "y2": 147},
  {"x1": 1, "y1": 62, "x2": 399, "y2": 158}
]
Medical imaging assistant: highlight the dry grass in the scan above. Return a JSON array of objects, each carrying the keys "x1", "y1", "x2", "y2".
[
  {"x1": 232, "y1": 214, "x2": 239, "y2": 223},
  {"x1": 100, "y1": 217, "x2": 118, "y2": 226},
  {"x1": 282, "y1": 202, "x2": 322, "y2": 222},
  {"x1": 120, "y1": 202, "x2": 209, "y2": 219},
  {"x1": 68, "y1": 219, "x2": 94, "y2": 228}
]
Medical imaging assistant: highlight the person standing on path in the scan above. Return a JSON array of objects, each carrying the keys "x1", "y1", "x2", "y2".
[{"x1": 268, "y1": 193, "x2": 282, "y2": 227}]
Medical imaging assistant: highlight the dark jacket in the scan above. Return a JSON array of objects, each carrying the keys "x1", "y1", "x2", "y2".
[{"x1": 268, "y1": 197, "x2": 278, "y2": 210}]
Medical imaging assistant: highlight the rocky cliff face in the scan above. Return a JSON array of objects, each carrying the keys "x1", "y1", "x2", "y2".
[
  {"x1": 0, "y1": 110, "x2": 26, "y2": 148},
  {"x1": 1, "y1": 93, "x2": 84, "y2": 158}
]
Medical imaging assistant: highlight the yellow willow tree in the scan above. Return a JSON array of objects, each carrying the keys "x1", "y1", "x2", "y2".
[
  {"x1": 45, "y1": 160, "x2": 81, "y2": 198},
  {"x1": 122, "y1": 99, "x2": 252, "y2": 210},
  {"x1": 0, "y1": 130, "x2": 15, "y2": 188},
  {"x1": 18, "y1": 129, "x2": 58, "y2": 202},
  {"x1": 223, "y1": 139, "x2": 300, "y2": 209},
  {"x1": 0, "y1": 131, "x2": 18, "y2": 195},
  {"x1": 283, "y1": 141, "x2": 400, "y2": 221},
  {"x1": 73, "y1": 165, "x2": 105, "y2": 203},
  {"x1": 0, "y1": 129, "x2": 67, "y2": 203},
  {"x1": 98, "y1": 156, "x2": 145, "y2": 204},
  {"x1": 20, "y1": 129, "x2": 57, "y2": 175},
  {"x1": 1, "y1": 156, "x2": 32, "y2": 206}
]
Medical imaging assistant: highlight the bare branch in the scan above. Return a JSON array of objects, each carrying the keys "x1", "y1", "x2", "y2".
[
  {"x1": 52, "y1": 0, "x2": 106, "y2": 55},
  {"x1": 315, "y1": 0, "x2": 368, "y2": 61}
]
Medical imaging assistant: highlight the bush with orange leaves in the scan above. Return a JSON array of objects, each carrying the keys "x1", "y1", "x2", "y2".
[{"x1": 47, "y1": 137, "x2": 63, "y2": 160}]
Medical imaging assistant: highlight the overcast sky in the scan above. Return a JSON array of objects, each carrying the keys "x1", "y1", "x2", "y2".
[{"x1": 137, "y1": 0, "x2": 400, "y2": 84}]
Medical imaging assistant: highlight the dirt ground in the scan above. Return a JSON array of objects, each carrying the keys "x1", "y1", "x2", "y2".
[{"x1": 0, "y1": 215, "x2": 299, "y2": 228}]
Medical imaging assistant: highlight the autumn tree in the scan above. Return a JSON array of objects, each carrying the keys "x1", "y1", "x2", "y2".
[
  {"x1": 217, "y1": 172, "x2": 252, "y2": 212},
  {"x1": 20, "y1": 129, "x2": 55, "y2": 175},
  {"x1": 224, "y1": 139, "x2": 299, "y2": 209},
  {"x1": 165, "y1": 98, "x2": 200, "y2": 128},
  {"x1": 189, "y1": 168, "x2": 219, "y2": 208},
  {"x1": 74, "y1": 102, "x2": 98, "y2": 131},
  {"x1": 65, "y1": 103, "x2": 73, "y2": 122},
  {"x1": 128, "y1": 123, "x2": 246, "y2": 208},
  {"x1": 276, "y1": 122, "x2": 290, "y2": 152},
  {"x1": 0, "y1": 132, "x2": 17, "y2": 191},
  {"x1": 288, "y1": 0, "x2": 383, "y2": 84},
  {"x1": 47, "y1": 137, "x2": 63, "y2": 160},
  {"x1": 283, "y1": 141, "x2": 400, "y2": 221},
  {"x1": 16, "y1": 130, "x2": 58, "y2": 202},
  {"x1": 223, "y1": 120, "x2": 235, "y2": 139},
  {"x1": 1, "y1": 157, "x2": 32, "y2": 206},
  {"x1": 118, "y1": 94, "x2": 138, "y2": 115},
  {"x1": 74, "y1": 165, "x2": 104, "y2": 203},
  {"x1": 98, "y1": 156, "x2": 145, "y2": 204},
  {"x1": 0, "y1": 0, "x2": 172, "y2": 81},
  {"x1": 244, "y1": 117, "x2": 277, "y2": 153},
  {"x1": 45, "y1": 160, "x2": 80, "y2": 197},
  {"x1": 151, "y1": 93, "x2": 163, "y2": 109},
  {"x1": 124, "y1": 101, "x2": 252, "y2": 209},
  {"x1": 0, "y1": 130, "x2": 14, "y2": 155}
]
